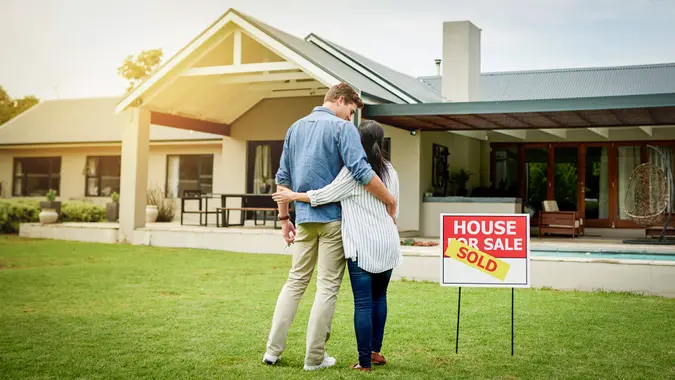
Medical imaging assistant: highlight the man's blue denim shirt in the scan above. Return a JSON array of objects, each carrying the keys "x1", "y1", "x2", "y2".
[{"x1": 275, "y1": 106, "x2": 375, "y2": 224}]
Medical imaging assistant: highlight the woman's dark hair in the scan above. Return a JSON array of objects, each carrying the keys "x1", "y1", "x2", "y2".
[{"x1": 358, "y1": 120, "x2": 389, "y2": 184}]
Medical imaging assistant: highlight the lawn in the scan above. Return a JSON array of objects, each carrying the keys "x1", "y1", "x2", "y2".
[{"x1": 0, "y1": 235, "x2": 674, "y2": 380}]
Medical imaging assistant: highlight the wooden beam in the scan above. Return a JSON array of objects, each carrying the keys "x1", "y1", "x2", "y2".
[
  {"x1": 150, "y1": 112, "x2": 230, "y2": 136},
  {"x1": 183, "y1": 61, "x2": 299, "y2": 77},
  {"x1": 493, "y1": 130, "x2": 527, "y2": 140},
  {"x1": 225, "y1": 92, "x2": 267, "y2": 124},
  {"x1": 588, "y1": 127, "x2": 609, "y2": 138},
  {"x1": 233, "y1": 30, "x2": 242, "y2": 65},
  {"x1": 266, "y1": 89, "x2": 328, "y2": 98},
  {"x1": 539, "y1": 129, "x2": 567, "y2": 139},
  {"x1": 219, "y1": 71, "x2": 312, "y2": 84},
  {"x1": 639, "y1": 126, "x2": 653, "y2": 137},
  {"x1": 244, "y1": 81, "x2": 325, "y2": 92}
]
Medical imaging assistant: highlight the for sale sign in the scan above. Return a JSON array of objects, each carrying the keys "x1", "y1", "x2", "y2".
[{"x1": 441, "y1": 214, "x2": 530, "y2": 288}]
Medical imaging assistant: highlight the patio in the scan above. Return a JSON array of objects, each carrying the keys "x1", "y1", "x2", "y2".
[{"x1": 18, "y1": 221, "x2": 675, "y2": 297}]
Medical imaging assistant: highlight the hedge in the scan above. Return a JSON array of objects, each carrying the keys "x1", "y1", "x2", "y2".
[
  {"x1": 59, "y1": 201, "x2": 106, "y2": 223},
  {"x1": 0, "y1": 199, "x2": 106, "y2": 233},
  {"x1": 0, "y1": 199, "x2": 40, "y2": 233}
]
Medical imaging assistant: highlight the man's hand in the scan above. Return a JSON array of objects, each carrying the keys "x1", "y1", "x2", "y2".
[{"x1": 281, "y1": 220, "x2": 296, "y2": 245}]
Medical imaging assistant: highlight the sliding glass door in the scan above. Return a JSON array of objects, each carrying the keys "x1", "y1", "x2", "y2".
[
  {"x1": 615, "y1": 145, "x2": 642, "y2": 227},
  {"x1": 523, "y1": 147, "x2": 549, "y2": 221},
  {"x1": 553, "y1": 146, "x2": 579, "y2": 212},
  {"x1": 494, "y1": 141, "x2": 675, "y2": 229},
  {"x1": 582, "y1": 146, "x2": 611, "y2": 227}
]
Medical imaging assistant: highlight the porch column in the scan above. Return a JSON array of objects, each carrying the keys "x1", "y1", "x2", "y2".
[
  {"x1": 219, "y1": 136, "x2": 247, "y2": 225},
  {"x1": 118, "y1": 108, "x2": 151, "y2": 242}
]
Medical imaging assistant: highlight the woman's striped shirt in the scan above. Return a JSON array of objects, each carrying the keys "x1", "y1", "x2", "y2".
[{"x1": 307, "y1": 163, "x2": 401, "y2": 274}]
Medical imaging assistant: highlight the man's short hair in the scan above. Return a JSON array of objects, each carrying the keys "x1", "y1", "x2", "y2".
[{"x1": 324, "y1": 83, "x2": 364, "y2": 109}]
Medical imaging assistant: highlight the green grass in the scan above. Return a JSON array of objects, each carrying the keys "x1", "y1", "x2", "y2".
[{"x1": 0, "y1": 235, "x2": 674, "y2": 379}]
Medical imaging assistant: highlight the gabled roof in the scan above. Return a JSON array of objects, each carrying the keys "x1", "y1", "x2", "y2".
[
  {"x1": 238, "y1": 11, "x2": 410, "y2": 104},
  {"x1": 0, "y1": 97, "x2": 222, "y2": 146},
  {"x1": 116, "y1": 8, "x2": 420, "y2": 112},
  {"x1": 419, "y1": 62, "x2": 675, "y2": 101},
  {"x1": 306, "y1": 34, "x2": 441, "y2": 103}
]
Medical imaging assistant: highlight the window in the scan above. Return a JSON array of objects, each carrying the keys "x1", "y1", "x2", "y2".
[
  {"x1": 166, "y1": 155, "x2": 214, "y2": 197},
  {"x1": 13, "y1": 157, "x2": 61, "y2": 196},
  {"x1": 247, "y1": 141, "x2": 284, "y2": 195},
  {"x1": 383, "y1": 137, "x2": 391, "y2": 159},
  {"x1": 85, "y1": 156, "x2": 121, "y2": 196}
]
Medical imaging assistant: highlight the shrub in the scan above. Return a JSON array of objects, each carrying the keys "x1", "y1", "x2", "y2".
[
  {"x1": 0, "y1": 200, "x2": 107, "y2": 233},
  {"x1": 147, "y1": 186, "x2": 176, "y2": 222},
  {"x1": 0, "y1": 199, "x2": 40, "y2": 233},
  {"x1": 60, "y1": 201, "x2": 106, "y2": 223}
]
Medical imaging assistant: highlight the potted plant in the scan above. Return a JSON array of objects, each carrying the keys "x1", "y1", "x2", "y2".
[
  {"x1": 424, "y1": 186, "x2": 434, "y2": 198},
  {"x1": 39, "y1": 189, "x2": 61, "y2": 224},
  {"x1": 106, "y1": 192, "x2": 120, "y2": 222},
  {"x1": 451, "y1": 169, "x2": 473, "y2": 197},
  {"x1": 146, "y1": 188, "x2": 160, "y2": 223}
]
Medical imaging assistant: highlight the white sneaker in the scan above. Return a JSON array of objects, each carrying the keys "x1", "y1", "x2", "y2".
[
  {"x1": 262, "y1": 353, "x2": 280, "y2": 365},
  {"x1": 303, "y1": 354, "x2": 336, "y2": 371}
]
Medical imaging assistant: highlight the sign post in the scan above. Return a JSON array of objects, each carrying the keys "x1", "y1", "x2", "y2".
[{"x1": 440, "y1": 213, "x2": 531, "y2": 355}]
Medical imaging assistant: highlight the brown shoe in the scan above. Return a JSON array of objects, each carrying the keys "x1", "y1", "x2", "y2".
[
  {"x1": 371, "y1": 352, "x2": 387, "y2": 365},
  {"x1": 351, "y1": 363, "x2": 372, "y2": 372}
]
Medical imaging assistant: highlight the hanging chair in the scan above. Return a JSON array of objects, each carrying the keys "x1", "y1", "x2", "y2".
[{"x1": 623, "y1": 162, "x2": 669, "y2": 227}]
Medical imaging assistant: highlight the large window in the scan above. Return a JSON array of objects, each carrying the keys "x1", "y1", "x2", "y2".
[
  {"x1": 166, "y1": 155, "x2": 214, "y2": 197},
  {"x1": 85, "y1": 156, "x2": 121, "y2": 196},
  {"x1": 13, "y1": 157, "x2": 61, "y2": 196}
]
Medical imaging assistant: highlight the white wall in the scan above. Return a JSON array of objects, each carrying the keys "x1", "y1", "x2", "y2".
[
  {"x1": 383, "y1": 124, "x2": 421, "y2": 232},
  {"x1": 420, "y1": 131, "x2": 488, "y2": 194}
]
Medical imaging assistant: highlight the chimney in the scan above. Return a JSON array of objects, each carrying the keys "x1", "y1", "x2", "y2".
[
  {"x1": 441, "y1": 21, "x2": 481, "y2": 102},
  {"x1": 434, "y1": 59, "x2": 442, "y2": 76}
]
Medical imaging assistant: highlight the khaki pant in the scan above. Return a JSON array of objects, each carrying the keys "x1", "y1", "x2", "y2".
[{"x1": 265, "y1": 221, "x2": 345, "y2": 366}]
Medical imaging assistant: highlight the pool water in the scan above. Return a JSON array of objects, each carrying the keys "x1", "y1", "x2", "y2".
[{"x1": 533, "y1": 250, "x2": 675, "y2": 262}]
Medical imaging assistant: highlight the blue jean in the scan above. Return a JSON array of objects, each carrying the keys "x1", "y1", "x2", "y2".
[{"x1": 347, "y1": 259, "x2": 393, "y2": 368}]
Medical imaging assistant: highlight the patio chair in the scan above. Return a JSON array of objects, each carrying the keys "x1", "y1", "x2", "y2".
[
  {"x1": 538, "y1": 200, "x2": 584, "y2": 238},
  {"x1": 180, "y1": 190, "x2": 216, "y2": 226}
]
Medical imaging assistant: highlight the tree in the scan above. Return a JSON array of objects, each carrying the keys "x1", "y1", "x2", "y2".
[
  {"x1": 0, "y1": 86, "x2": 39, "y2": 125},
  {"x1": 0, "y1": 87, "x2": 12, "y2": 125},
  {"x1": 117, "y1": 49, "x2": 163, "y2": 92}
]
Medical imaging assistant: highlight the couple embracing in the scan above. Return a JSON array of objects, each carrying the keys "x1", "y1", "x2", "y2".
[{"x1": 262, "y1": 83, "x2": 402, "y2": 372}]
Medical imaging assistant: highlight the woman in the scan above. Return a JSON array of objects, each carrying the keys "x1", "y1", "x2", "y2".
[{"x1": 272, "y1": 120, "x2": 401, "y2": 372}]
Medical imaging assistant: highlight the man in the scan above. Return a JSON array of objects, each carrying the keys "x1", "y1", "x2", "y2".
[{"x1": 262, "y1": 83, "x2": 396, "y2": 370}]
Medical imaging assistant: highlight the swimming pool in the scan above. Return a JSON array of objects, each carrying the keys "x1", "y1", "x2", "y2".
[{"x1": 533, "y1": 250, "x2": 675, "y2": 262}]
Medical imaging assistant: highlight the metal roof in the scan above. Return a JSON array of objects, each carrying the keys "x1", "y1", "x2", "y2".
[
  {"x1": 362, "y1": 93, "x2": 675, "y2": 132},
  {"x1": 306, "y1": 35, "x2": 441, "y2": 103},
  {"x1": 419, "y1": 63, "x2": 675, "y2": 101}
]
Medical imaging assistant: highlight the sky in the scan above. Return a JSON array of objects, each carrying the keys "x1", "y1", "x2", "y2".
[{"x1": 1, "y1": 0, "x2": 675, "y2": 100}]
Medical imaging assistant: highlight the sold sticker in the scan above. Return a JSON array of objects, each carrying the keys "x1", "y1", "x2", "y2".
[{"x1": 445, "y1": 238, "x2": 510, "y2": 281}]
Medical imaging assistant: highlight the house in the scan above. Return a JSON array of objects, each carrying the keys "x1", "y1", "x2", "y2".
[{"x1": 1, "y1": 8, "x2": 674, "y2": 241}]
